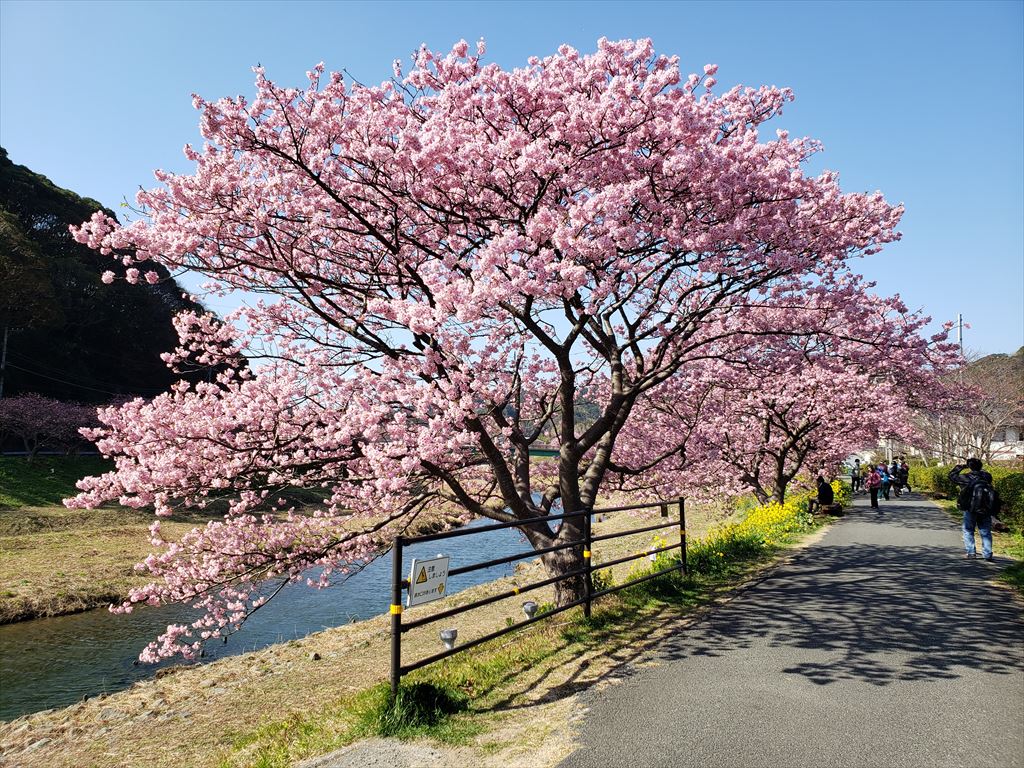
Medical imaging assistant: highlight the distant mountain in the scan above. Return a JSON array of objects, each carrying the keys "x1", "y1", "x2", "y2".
[
  {"x1": 0, "y1": 148, "x2": 207, "y2": 403},
  {"x1": 969, "y1": 348, "x2": 1024, "y2": 397}
]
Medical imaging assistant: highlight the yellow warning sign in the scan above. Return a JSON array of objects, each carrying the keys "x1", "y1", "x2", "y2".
[
  {"x1": 437, "y1": 583, "x2": 445, "y2": 594},
  {"x1": 416, "y1": 567, "x2": 428, "y2": 584}
]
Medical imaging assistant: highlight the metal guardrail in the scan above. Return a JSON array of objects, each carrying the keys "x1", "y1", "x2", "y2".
[{"x1": 389, "y1": 498, "x2": 687, "y2": 694}]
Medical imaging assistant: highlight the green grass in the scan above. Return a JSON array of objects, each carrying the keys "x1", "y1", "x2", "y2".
[
  {"x1": 0, "y1": 456, "x2": 222, "y2": 621},
  {"x1": 351, "y1": 682, "x2": 477, "y2": 741},
  {"x1": 999, "y1": 560, "x2": 1024, "y2": 592},
  {"x1": 0, "y1": 455, "x2": 113, "y2": 507},
  {"x1": 0, "y1": 456, "x2": 331, "y2": 511}
]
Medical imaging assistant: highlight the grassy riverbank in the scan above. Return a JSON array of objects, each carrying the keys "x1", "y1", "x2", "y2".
[
  {"x1": 0, "y1": 457, "x2": 205, "y2": 622},
  {"x1": 0, "y1": 458, "x2": 479, "y2": 623},
  {"x1": 0, "y1": 491, "x2": 831, "y2": 768},
  {"x1": 0, "y1": 504, "x2": 206, "y2": 622}
]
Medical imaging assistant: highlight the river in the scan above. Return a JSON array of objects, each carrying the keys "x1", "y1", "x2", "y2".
[{"x1": 0, "y1": 519, "x2": 534, "y2": 721}]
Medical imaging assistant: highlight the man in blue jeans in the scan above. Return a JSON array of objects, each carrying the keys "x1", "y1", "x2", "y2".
[{"x1": 949, "y1": 458, "x2": 1000, "y2": 560}]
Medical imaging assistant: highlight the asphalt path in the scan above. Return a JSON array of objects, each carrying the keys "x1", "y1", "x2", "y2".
[{"x1": 559, "y1": 493, "x2": 1024, "y2": 768}]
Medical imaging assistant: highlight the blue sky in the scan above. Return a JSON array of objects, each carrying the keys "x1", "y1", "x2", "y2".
[{"x1": 2, "y1": 0, "x2": 1021, "y2": 356}]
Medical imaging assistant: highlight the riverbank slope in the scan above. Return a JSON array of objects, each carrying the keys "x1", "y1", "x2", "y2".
[
  {"x1": 0, "y1": 457, "x2": 464, "y2": 623},
  {"x1": 0, "y1": 457, "x2": 209, "y2": 622}
]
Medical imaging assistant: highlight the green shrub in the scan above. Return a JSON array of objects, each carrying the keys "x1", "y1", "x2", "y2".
[
  {"x1": 353, "y1": 682, "x2": 469, "y2": 739},
  {"x1": 908, "y1": 464, "x2": 956, "y2": 496},
  {"x1": 908, "y1": 463, "x2": 1024, "y2": 528},
  {"x1": 991, "y1": 468, "x2": 1024, "y2": 528}
]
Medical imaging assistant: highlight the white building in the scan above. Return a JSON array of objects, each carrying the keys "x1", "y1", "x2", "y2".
[{"x1": 990, "y1": 424, "x2": 1024, "y2": 459}]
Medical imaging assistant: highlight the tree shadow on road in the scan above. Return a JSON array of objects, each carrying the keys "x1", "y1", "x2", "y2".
[{"x1": 652, "y1": 502, "x2": 1023, "y2": 687}]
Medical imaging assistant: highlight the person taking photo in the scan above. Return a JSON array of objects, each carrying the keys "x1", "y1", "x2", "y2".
[{"x1": 949, "y1": 458, "x2": 1002, "y2": 561}]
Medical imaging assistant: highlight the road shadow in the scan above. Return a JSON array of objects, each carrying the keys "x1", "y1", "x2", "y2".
[{"x1": 651, "y1": 500, "x2": 1023, "y2": 687}]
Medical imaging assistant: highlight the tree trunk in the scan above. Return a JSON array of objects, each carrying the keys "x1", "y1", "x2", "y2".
[
  {"x1": 540, "y1": 543, "x2": 587, "y2": 606},
  {"x1": 515, "y1": 512, "x2": 588, "y2": 608},
  {"x1": 750, "y1": 486, "x2": 770, "y2": 505}
]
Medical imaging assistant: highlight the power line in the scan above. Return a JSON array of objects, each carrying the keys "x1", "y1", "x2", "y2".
[
  {"x1": 3, "y1": 362, "x2": 163, "y2": 397},
  {"x1": 7, "y1": 349, "x2": 172, "y2": 395}
]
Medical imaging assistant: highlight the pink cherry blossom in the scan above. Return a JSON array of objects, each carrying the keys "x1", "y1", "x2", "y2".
[
  {"x1": 0, "y1": 394, "x2": 99, "y2": 459},
  {"x1": 67, "y1": 38, "x2": 956, "y2": 661}
]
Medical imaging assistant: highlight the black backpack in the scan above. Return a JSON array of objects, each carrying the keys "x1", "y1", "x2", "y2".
[{"x1": 959, "y1": 480, "x2": 999, "y2": 516}]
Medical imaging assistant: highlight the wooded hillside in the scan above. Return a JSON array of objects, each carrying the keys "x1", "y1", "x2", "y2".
[{"x1": 0, "y1": 148, "x2": 204, "y2": 403}]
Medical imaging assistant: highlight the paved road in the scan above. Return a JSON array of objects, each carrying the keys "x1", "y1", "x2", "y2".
[{"x1": 559, "y1": 494, "x2": 1024, "y2": 768}]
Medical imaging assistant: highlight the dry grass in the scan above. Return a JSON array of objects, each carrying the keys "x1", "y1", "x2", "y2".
[{"x1": 0, "y1": 505, "x2": 201, "y2": 622}]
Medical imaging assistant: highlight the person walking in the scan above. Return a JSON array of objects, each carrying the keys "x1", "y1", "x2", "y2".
[
  {"x1": 850, "y1": 459, "x2": 862, "y2": 493},
  {"x1": 898, "y1": 460, "x2": 911, "y2": 494},
  {"x1": 888, "y1": 462, "x2": 905, "y2": 499},
  {"x1": 949, "y1": 458, "x2": 1002, "y2": 561},
  {"x1": 889, "y1": 460, "x2": 902, "y2": 497},
  {"x1": 866, "y1": 465, "x2": 882, "y2": 509},
  {"x1": 879, "y1": 464, "x2": 892, "y2": 500}
]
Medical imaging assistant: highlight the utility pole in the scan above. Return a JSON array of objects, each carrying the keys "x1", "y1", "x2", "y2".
[
  {"x1": 957, "y1": 313, "x2": 964, "y2": 357},
  {"x1": 0, "y1": 326, "x2": 7, "y2": 399}
]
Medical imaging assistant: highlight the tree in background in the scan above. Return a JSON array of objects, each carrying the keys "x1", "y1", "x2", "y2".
[
  {"x1": 913, "y1": 349, "x2": 1024, "y2": 463},
  {"x1": 0, "y1": 394, "x2": 99, "y2": 460},
  {"x1": 68, "y1": 39, "x2": 949, "y2": 661},
  {"x1": 605, "y1": 295, "x2": 956, "y2": 504}
]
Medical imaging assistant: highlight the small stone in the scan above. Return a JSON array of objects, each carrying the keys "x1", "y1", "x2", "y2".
[
  {"x1": 199, "y1": 679, "x2": 215, "y2": 688},
  {"x1": 309, "y1": 652, "x2": 321, "y2": 661},
  {"x1": 23, "y1": 738, "x2": 51, "y2": 753}
]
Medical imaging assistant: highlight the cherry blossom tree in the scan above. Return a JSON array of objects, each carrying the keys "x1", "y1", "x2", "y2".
[
  {"x1": 69, "y1": 38, "x2": 933, "y2": 660},
  {"x1": 0, "y1": 393, "x2": 98, "y2": 459},
  {"x1": 694, "y1": 364, "x2": 910, "y2": 503},
  {"x1": 605, "y1": 291, "x2": 957, "y2": 504}
]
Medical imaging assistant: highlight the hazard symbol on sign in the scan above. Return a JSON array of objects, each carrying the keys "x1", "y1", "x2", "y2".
[{"x1": 406, "y1": 555, "x2": 450, "y2": 607}]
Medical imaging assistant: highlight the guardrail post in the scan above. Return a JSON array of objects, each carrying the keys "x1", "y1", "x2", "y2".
[
  {"x1": 390, "y1": 535, "x2": 404, "y2": 698},
  {"x1": 678, "y1": 497, "x2": 687, "y2": 577},
  {"x1": 583, "y1": 508, "x2": 592, "y2": 619}
]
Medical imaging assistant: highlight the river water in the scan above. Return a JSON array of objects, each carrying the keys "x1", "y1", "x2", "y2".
[{"x1": 0, "y1": 519, "x2": 534, "y2": 721}]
